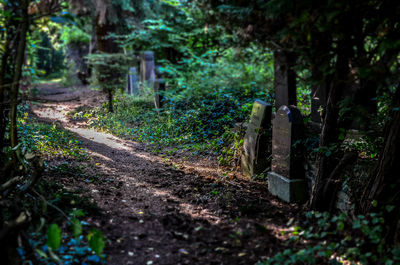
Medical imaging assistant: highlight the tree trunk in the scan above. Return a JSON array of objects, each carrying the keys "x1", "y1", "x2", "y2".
[
  {"x1": 95, "y1": 11, "x2": 119, "y2": 113},
  {"x1": 1, "y1": 2, "x2": 30, "y2": 263},
  {"x1": 310, "y1": 40, "x2": 351, "y2": 211},
  {"x1": 361, "y1": 86, "x2": 400, "y2": 243},
  {"x1": 0, "y1": 39, "x2": 11, "y2": 150},
  {"x1": 10, "y1": 0, "x2": 29, "y2": 151},
  {"x1": 274, "y1": 50, "x2": 297, "y2": 110}
]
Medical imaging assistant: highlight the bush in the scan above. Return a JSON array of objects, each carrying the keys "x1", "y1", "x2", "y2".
[
  {"x1": 77, "y1": 46, "x2": 275, "y2": 155},
  {"x1": 258, "y1": 211, "x2": 400, "y2": 265}
]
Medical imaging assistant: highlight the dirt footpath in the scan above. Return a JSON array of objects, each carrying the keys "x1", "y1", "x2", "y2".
[{"x1": 31, "y1": 84, "x2": 300, "y2": 265}]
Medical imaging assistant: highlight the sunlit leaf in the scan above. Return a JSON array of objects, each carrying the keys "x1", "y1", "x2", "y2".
[
  {"x1": 88, "y1": 229, "x2": 105, "y2": 255},
  {"x1": 47, "y1": 224, "x2": 61, "y2": 250}
]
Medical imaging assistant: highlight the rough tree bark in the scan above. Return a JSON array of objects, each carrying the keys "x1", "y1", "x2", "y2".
[
  {"x1": 273, "y1": 50, "x2": 297, "y2": 110},
  {"x1": 0, "y1": 1, "x2": 30, "y2": 263},
  {"x1": 95, "y1": 3, "x2": 119, "y2": 113},
  {"x1": 361, "y1": 86, "x2": 400, "y2": 243},
  {"x1": 0, "y1": 38, "x2": 11, "y2": 150},
  {"x1": 10, "y1": 0, "x2": 30, "y2": 151},
  {"x1": 309, "y1": 39, "x2": 351, "y2": 211}
]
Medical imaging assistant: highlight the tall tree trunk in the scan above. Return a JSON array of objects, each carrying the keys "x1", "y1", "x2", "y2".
[
  {"x1": 310, "y1": 40, "x2": 351, "y2": 210},
  {"x1": 1, "y1": 3, "x2": 30, "y2": 263},
  {"x1": 274, "y1": 50, "x2": 297, "y2": 110},
  {"x1": 95, "y1": 10, "x2": 119, "y2": 113},
  {"x1": 361, "y1": 86, "x2": 400, "y2": 243},
  {"x1": 10, "y1": 0, "x2": 30, "y2": 151},
  {"x1": 0, "y1": 39, "x2": 11, "y2": 150}
]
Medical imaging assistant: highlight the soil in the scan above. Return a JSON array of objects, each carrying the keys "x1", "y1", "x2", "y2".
[{"x1": 31, "y1": 84, "x2": 303, "y2": 265}]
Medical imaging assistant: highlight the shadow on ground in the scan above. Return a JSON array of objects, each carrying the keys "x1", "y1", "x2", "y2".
[{"x1": 30, "y1": 88, "x2": 302, "y2": 265}]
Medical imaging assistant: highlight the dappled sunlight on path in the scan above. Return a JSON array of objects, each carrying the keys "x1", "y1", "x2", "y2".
[{"x1": 31, "y1": 85, "x2": 301, "y2": 265}]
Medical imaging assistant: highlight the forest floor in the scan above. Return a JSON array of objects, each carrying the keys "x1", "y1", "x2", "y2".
[{"x1": 30, "y1": 84, "x2": 302, "y2": 265}]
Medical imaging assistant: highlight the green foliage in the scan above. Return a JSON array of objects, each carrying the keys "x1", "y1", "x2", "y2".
[
  {"x1": 217, "y1": 125, "x2": 245, "y2": 167},
  {"x1": 120, "y1": 0, "x2": 223, "y2": 58},
  {"x1": 36, "y1": 31, "x2": 65, "y2": 77},
  {"x1": 88, "y1": 53, "x2": 135, "y2": 95},
  {"x1": 61, "y1": 25, "x2": 91, "y2": 45},
  {"x1": 15, "y1": 173, "x2": 106, "y2": 264},
  {"x1": 76, "y1": 46, "x2": 273, "y2": 156},
  {"x1": 47, "y1": 224, "x2": 62, "y2": 250},
  {"x1": 21, "y1": 213, "x2": 106, "y2": 264},
  {"x1": 71, "y1": 218, "x2": 83, "y2": 239},
  {"x1": 61, "y1": 60, "x2": 83, "y2": 87},
  {"x1": 258, "y1": 211, "x2": 400, "y2": 265},
  {"x1": 18, "y1": 106, "x2": 87, "y2": 160},
  {"x1": 88, "y1": 229, "x2": 106, "y2": 256}
]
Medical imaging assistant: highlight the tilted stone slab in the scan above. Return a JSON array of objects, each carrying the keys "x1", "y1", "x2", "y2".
[{"x1": 241, "y1": 100, "x2": 272, "y2": 177}]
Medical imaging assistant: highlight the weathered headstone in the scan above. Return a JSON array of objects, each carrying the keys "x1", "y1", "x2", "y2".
[
  {"x1": 268, "y1": 105, "x2": 308, "y2": 203},
  {"x1": 127, "y1": 67, "x2": 139, "y2": 95},
  {"x1": 154, "y1": 66, "x2": 165, "y2": 110},
  {"x1": 274, "y1": 50, "x2": 297, "y2": 110},
  {"x1": 241, "y1": 100, "x2": 272, "y2": 178},
  {"x1": 140, "y1": 51, "x2": 155, "y2": 92}
]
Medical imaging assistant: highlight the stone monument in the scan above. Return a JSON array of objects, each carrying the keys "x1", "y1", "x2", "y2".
[
  {"x1": 140, "y1": 51, "x2": 155, "y2": 92},
  {"x1": 127, "y1": 67, "x2": 139, "y2": 95},
  {"x1": 268, "y1": 105, "x2": 308, "y2": 203},
  {"x1": 241, "y1": 100, "x2": 272, "y2": 178}
]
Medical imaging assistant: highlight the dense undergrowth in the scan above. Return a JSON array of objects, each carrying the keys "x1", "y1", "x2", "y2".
[
  {"x1": 259, "y1": 211, "x2": 400, "y2": 265},
  {"x1": 0, "y1": 105, "x2": 106, "y2": 264},
  {"x1": 71, "y1": 48, "x2": 289, "y2": 160},
  {"x1": 20, "y1": 106, "x2": 87, "y2": 160},
  {"x1": 64, "y1": 48, "x2": 395, "y2": 264}
]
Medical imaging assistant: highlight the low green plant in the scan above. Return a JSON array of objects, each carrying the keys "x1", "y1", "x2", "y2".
[
  {"x1": 19, "y1": 209, "x2": 106, "y2": 264},
  {"x1": 77, "y1": 47, "x2": 275, "y2": 158},
  {"x1": 258, "y1": 211, "x2": 400, "y2": 265},
  {"x1": 18, "y1": 106, "x2": 87, "y2": 160},
  {"x1": 217, "y1": 125, "x2": 246, "y2": 167},
  {"x1": 61, "y1": 25, "x2": 91, "y2": 45}
]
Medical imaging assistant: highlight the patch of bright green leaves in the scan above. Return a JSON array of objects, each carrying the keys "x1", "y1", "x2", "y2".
[
  {"x1": 18, "y1": 107, "x2": 87, "y2": 160},
  {"x1": 20, "y1": 209, "x2": 106, "y2": 264}
]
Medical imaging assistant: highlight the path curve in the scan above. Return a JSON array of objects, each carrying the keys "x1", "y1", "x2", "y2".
[{"x1": 31, "y1": 85, "x2": 299, "y2": 265}]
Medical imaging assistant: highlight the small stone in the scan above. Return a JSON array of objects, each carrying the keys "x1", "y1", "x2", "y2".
[{"x1": 179, "y1": 249, "x2": 189, "y2": 255}]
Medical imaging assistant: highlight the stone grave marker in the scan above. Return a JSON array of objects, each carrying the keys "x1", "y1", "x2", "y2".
[
  {"x1": 268, "y1": 105, "x2": 308, "y2": 203},
  {"x1": 154, "y1": 66, "x2": 165, "y2": 110},
  {"x1": 127, "y1": 67, "x2": 139, "y2": 95},
  {"x1": 140, "y1": 51, "x2": 155, "y2": 92},
  {"x1": 241, "y1": 100, "x2": 272, "y2": 178}
]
